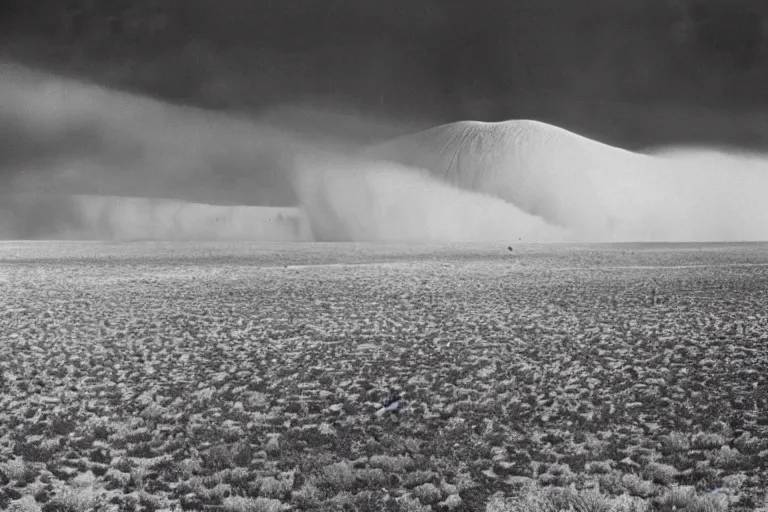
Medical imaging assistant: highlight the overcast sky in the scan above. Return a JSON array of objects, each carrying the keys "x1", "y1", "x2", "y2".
[{"x1": 1, "y1": 1, "x2": 767, "y2": 149}]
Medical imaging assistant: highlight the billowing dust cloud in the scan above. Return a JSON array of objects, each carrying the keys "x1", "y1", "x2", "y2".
[
  {"x1": 1, "y1": 63, "x2": 767, "y2": 243},
  {"x1": 362, "y1": 120, "x2": 768, "y2": 243},
  {"x1": 290, "y1": 152, "x2": 571, "y2": 242}
]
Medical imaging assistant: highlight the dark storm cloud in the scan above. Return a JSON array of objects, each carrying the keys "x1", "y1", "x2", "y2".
[{"x1": 3, "y1": 0, "x2": 768, "y2": 150}]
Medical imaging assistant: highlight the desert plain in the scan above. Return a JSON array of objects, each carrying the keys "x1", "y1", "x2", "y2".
[{"x1": 1, "y1": 241, "x2": 768, "y2": 512}]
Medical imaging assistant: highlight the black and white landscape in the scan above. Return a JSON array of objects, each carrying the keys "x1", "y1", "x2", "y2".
[{"x1": 2, "y1": 2, "x2": 768, "y2": 511}]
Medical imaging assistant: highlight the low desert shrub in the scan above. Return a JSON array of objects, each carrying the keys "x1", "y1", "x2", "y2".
[
  {"x1": 654, "y1": 485, "x2": 727, "y2": 512},
  {"x1": 412, "y1": 483, "x2": 442, "y2": 505},
  {"x1": 586, "y1": 460, "x2": 613, "y2": 475},
  {"x1": 110, "y1": 456, "x2": 135, "y2": 474},
  {"x1": 177, "y1": 457, "x2": 203, "y2": 478},
  {"x1": 123, "y1": 427, "x2": 153, "y2": 445},
  {"x1": 202, "y1": 445, "x2": 235, "y2": 471},
  {"x1": 8, "y1": 495, "x2": 42, "y2": 512},
  {"x1": 356, "y1": 467, "x2": 388, "y2": 488},
  {"x1": 643, "y1": 462, "x2": 680, "y2": 485},
  {"x1": 691, "y1": 432, "x2": 727, "y2": 451},
  {"x1": 488, "y1": 485, "x2": 650, "y2": 512},
  {"x1": 41, "y1": 489, "x2": 98, "y2": 512},
  {"x1": 659, "y1": 432, "x2": 691, "y2": 454},
  {"x1": 316, "y1": 462, "x2": 356, "y2": 492},
  {"x1": 291, "y1": 483, "x2": 322, "y2": 508},
  {"x1": 3, "y1": 458, "x2": 37, "y2": 484},
  {"x1": 395, "y1": 494, "x2": 431, "y2": 512},
  {"x1": 49, "y1": 416, "x2": 77, "y2": 437},
  {"x1": 226, "y1": 467, "x2": 251, "y2": 487},
  {"x1": 537, "y1": 463, "x2": 575, "y2": 487},
  {"x1": 733, "y1": 433, "x2": 767, "y2": 454},
  {"x1": 88, "y1": 447, "x2": 111, "y2": 465},
  {"x1": 368, "y1": 454, "x2": 414, "y2": 473},
  {"x1": 125, "y1": 441, "x2": 155, "y2": 458},
  {"x1": 103, "y1": 467, "x2": 131, "y2": 489},
  {"x1": 202, "y1": 470, "x2": 229, "y2": 489},
  {"x1": 222, "y1": 496, "x2": 283, "y2": 512},
  {"x1": 721, "y1": 472, "x2": 747, "y2": 490},
  {"x1": 708, "y1": 446, "x2": 744, "y2": 470},
  {"x1": 622, "y1": 474, "x2": 656, "y2": 498},
  {"x1": 138, "y1": 491, "x2": 165, "y2": 512},
  {"x1": 401, "y1": 470, "x2": 438, "y2": 489},
  {"x1": 232, "y1": 441, "x2": 254, "y2": 467},
  {"x1": 257, "y1": 475, "x2": 293, "y2": 500},
  {"x1": 14, "y1": 439, "x2": 59, "y2": 463}
]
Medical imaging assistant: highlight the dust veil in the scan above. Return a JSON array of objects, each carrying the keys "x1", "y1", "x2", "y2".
[
  {"x1": 289, "y1": 150, "x2": 572, "y2": 243},
  {"x1": 2, "y1": 63, "x2": 768, "y2": 243}
]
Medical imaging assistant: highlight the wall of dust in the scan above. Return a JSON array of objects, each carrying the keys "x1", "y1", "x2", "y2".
[
  {"x1": 633, "y1": 148, "x2": 768, "y2": 242},
  {"x1": 0, "y1": 63, "x2": 306, "y2": 240},
  {"x1": 0, "y1": 63, "x2": 572, "y2": 243},
  {"x1": 3, "y1": 63, "x2": 768, "y2": 244},
  {"x1": 366, "y1": 120, "x2": 768, "y2": 243},
  {"x1": 70, "y1": 196, "x2": 312, "y2": 241},
  {"x1": 0, "y1": 194, "x2": 312, "y2": 241},
  {"x1": 290, "y1": 152, "x2": 572, "y2": 243}
]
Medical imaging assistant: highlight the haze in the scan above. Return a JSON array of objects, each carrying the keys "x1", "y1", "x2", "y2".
[{"x1": 1, "y1": 65, "x2": 767, "y2": 243}]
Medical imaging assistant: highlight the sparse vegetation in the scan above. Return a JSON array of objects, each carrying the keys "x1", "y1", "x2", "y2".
[
  {"x1": 644, "y1": 462, "x2": 680, "y2": 485},
  {"x1": 2, "y1": 242, "x2": 768, "y2": 510}
]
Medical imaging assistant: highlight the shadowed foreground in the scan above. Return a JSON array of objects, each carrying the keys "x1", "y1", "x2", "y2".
[{"x1": 1, "y1": 242, "x2": 768, "y2": 510}]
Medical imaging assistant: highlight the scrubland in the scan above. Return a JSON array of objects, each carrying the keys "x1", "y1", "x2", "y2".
[{"x1": 1, "y1": 242, "x2": 768, "y2": 511}]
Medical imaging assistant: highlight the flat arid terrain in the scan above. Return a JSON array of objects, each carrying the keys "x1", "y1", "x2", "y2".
[{"x1": 2, "y1": 242, "x2": 768, "y2": 512}]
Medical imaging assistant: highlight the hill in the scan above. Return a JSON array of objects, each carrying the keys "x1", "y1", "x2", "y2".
[{"x1": 365, "y1": 120, "x2": 768, "y2": 242}]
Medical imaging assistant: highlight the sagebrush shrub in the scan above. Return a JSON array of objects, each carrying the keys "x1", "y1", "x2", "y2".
[
  {"x1": 356, "y1": 467, "x2": 388, "y2": 488},
  {"x1": 368, "y1": 454, "x2": 415, "y2": 473},
  {"x1": 41, "y1": 489, "x2": 98, "y2": 512},
  {"x1": 691, "y1": 432, "x2": 727, "y2": 451},
  {"x1": 622, "y1": 473, "x2": 656, "y2": 498},
  {"x1": 291, "y1": 483, "x2": 322, "y2": 508},
  {"x1": 316, "y1": 462, "x2": 356, "y2": 491},
  {"x1": 395, "y1": 494, "x2": 431, "y2": 512},
  {"x1": 643, "y1": 462, "x2": 680, "y2": 485},
  {"x1": 222, "y1": 496, "x2": 283, "y2": 512},
  {"x1": 3, "y1": 458, "x2": 36, "y2": 483},
  {"x1": 586, "y1": 460, "x2": 613, "y2": 475},
  {"x1": 412, "y1": 483, "x2": 442, "y2": 505},
  {"x1": 402, "y1": 470, "x2": 438, "y2": 489},
  {"x1": 654, "y1": 485, "x2": 727, "y2": 512},
  {"x1": 8, "y1": 495, "x2": 42, "y2": 512},
  {"x1": 202, "y1": 445, "x2": 235, "y2": 471},
  {"x1": 257, "y1": 475, "x2": 293, "y2": 499},
  {"x1": 733, "y1": 433, "x2": 767, "y2": 454},
  {"x1": 660, "y1": 431, "x2": 691, "y2": 454},
  {"x1": 709, "y1": 446, "x2": 744, "y2": 470}
]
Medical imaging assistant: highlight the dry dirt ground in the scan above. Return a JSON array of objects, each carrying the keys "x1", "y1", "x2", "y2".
[{"x1": 2, "y1": 241, "x2": 768, "y2": 512}]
